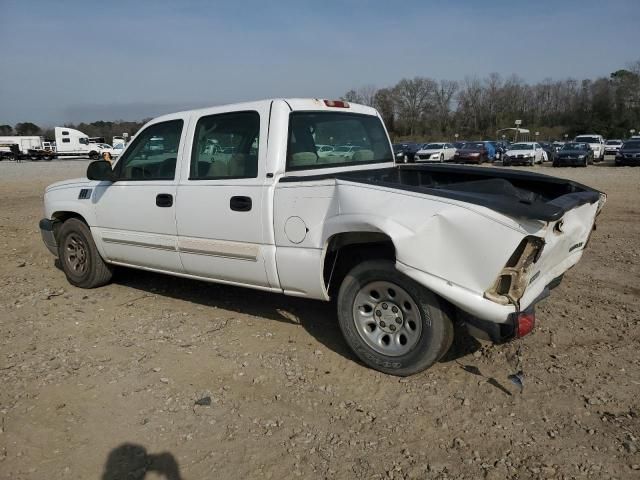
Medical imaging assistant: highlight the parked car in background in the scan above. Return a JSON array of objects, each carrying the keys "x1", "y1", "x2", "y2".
[
  {"x1": 328, "y1": 145, "x2": 363, "y2": 160},
  {"x1": 574, "y1": 134, "x2": 605, "y2": 161},
  {"x1": 392, "y1": 142, "x2": 422, "y2": 163},
  {"x1": 604, "y1": 139, "x2": 623, "y2": 155},
  {"x1": 539, "y1": 142, "x2": 557, "y2": 162},
  {"x1": 502, "y1": 142, "x2": 545, "y2": 166},
  {"x1": 553, "y1": 142, "x2": 593, "y2": 167},
  {"x1": 485, "y1": 141, "x2": 505, "y2": 160},
  {"x1": 414, "y1": 143, "x2": 456, "y2": 162},
  {"x1": 482, "y1": 141, "x2": 497, "y2": 161},
  {"x1": 552, "y1": 141, "x2": 565, "y2": 152},
  {"x1": 92, "y1": 143, "x2": 115, "y2": 158},
  {"x1": 615, "y1": 140, "x2": 640, "y2": 166},
  {"x1": 453, "y1": 141, "x2": 468, "y2": 150},
  {"x1": 453, "y1": 142, "x2": 489, "y2": 164},
  {"x1": 111, "y1": 143, "x2": 126, "y2": 159},
  {"x1": 315, "y1": 144, "x2": 335, "y2": 158}
]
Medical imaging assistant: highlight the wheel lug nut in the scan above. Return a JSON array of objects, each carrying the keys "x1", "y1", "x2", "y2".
[
  {"x1": 391, "y1": 306, "x2": 398, "y2": 313},
  {"x1": 375, "y1": 310, "x2": 382, "y2": 317},
  {"x1": 389, "y1": 325, "x2": 396, "y2": 331},
  {"x1": 382, "y1": 303, "x2": 388, "y2": 309},
  {"x1": 379, "y1": 321, "x2": 386, "y2": 328},
  {"x1": 395, "y1": 318, "x2": 402, "y2": 324}
]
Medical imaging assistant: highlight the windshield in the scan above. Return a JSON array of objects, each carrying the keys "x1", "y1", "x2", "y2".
[
  {"x1": 287, "y1": 112, "x2": 392, "y2": 170},
  {"x1": 562, "y1": 143, "x2": 588, "y2": 151},
  {"x1": 624, "y1": 141, "x2": 640, "y2": 149},
  {"x1": 575, "y1": 136, "x2": 600, "y2": 143},
  {"x1": 510, "y1": 143, "x2": 533, "y2": 150},
  {"x1": 424, "y1": 143, "x2": 444, "y2": 149},
  {"x1": 464, "y1": 143, "x2": 484, "y2": 149}
]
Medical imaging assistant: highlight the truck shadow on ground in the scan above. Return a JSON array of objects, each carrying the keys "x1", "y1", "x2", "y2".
[
  {"x1": 102, "y1": 443, "x2": 183, "y2": 480},
  {"x1": 112, "y1": 267, "x2": 481, "y2": 368}
]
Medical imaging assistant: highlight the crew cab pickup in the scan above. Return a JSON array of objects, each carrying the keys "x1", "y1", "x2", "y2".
[{"x1": 39, "y1": 99, "x2": 605, "y2": 376}]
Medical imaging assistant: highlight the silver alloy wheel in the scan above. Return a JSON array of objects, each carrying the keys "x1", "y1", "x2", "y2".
[
  {"x1": 352, "y1": 280, "x2": 422, "y2": 356},
  {"x1": 65, "y1": 233, "x2": 88, "y2": 275}
]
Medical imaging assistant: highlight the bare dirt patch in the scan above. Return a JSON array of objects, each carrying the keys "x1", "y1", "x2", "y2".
[{"x1": 1, "y1": 160, "x2": 639, "y2": 479}]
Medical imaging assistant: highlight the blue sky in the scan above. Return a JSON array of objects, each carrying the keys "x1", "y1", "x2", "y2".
[{"x1": 1, "y1": 0, "x2": 639, "y2": 125}]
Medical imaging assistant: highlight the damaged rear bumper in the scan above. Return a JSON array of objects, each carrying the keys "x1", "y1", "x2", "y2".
[{"x1": 462, "y1": 276, "x2": 561, "y2": 343}]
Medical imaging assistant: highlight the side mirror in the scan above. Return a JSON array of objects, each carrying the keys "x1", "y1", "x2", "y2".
[{"x1": 87, "y1": 160, "x2": 116, "y2": 182}]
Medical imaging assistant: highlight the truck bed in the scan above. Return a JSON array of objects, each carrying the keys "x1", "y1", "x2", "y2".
[{"x1": 282, "y1": 164, "x2": 602, "y2": 222}]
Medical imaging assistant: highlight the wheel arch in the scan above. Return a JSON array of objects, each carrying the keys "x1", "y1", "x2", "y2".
[{"x1": 322, "y1": 230, "x2": 397, "y2": 299}]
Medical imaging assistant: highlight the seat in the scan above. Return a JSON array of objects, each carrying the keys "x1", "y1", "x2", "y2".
[
  {"x1": 352, "y1": 149, "x2": 374, "y2": 162},
  {"x1": 290, "y1": 152, "x2": 318, "y2": 167},
  {"x1": 207, "y1": 160, "x2": 229, "y2": 177}
]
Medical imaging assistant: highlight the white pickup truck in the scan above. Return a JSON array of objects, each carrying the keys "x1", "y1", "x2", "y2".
[{"x1": 39, "y1": 99, "x2": 605, "y2": 376}]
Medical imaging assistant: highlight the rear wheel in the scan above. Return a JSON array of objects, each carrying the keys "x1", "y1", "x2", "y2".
[
  {"x1": 89, "y1": 151, "x2": 99, "y2": 160},
  {"x1": 337, "y1": 260, "x2": 453, "y2": 376},
  {"x1": 57, "y1": 218, "x2": 113, "y2": 288}
]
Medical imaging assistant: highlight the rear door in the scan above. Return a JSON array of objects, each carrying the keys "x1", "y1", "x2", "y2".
[{"x1": 175, "y1": 105, "x2": 273, "y2": 288}]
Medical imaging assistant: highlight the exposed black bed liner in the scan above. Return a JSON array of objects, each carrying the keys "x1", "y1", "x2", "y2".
[{"x1": 281, "y1": 164, "x2": 602, "y2": 222}]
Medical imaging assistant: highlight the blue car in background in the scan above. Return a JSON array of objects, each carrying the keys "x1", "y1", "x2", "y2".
[{"x1": 483, "y1": 141, "x2": 498, "y2": 161}]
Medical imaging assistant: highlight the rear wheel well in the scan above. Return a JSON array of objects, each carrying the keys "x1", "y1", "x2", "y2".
[{"x1": 323, "y1": 232, "x2": 396, "y2": 299}]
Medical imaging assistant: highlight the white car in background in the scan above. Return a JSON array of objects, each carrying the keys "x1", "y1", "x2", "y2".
[
  {"x1": 111, "y1": 143, "x2": 126, "y2": 158},
  {"x1": 315, "y1": 144, "x2": 335, "y2": 158},
  {"x1": 328, "y1": 145, "x2": 362, "y2": 160},
  {"x1": 503, "y1": 142, "x2": 546, "y2": 166},
  {"x1": 604, "y1": 139, "x2": 623, "y2": 155},
  {"x1": 414, "y1": 142, "x2": 456, "y2": 163},
  {"x1": 574, "y1": 134, "x2": 605, "y2": 161},
  {"x1": 91, "y1": 143, "x2": 116, "y2": 158}
]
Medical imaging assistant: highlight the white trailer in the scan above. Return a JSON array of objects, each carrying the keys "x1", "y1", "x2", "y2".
[
  {"x1": 0, "y1": 135, "x2": 55, "y2": 161},
  {"x1": 0, "y1": 136, "x2": 43, "y2": 153}
]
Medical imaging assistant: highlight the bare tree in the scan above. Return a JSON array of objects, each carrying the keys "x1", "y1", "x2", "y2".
[
  {"x1": 432, "y1": 80, "x2": 458, "y2": 135},
  {"x1": 393, "y1": 77, "x2": 436, "y2": 136}
]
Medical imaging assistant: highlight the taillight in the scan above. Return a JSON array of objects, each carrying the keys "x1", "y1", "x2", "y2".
[
  {"x1": 516, "y1": 311, "x2": 535, "y2": 337},
  {"x1": 324, "y1": 100, "x2": 350, "y2": 108}
]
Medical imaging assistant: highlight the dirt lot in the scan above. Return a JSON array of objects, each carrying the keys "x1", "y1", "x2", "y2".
[{"x1": 1, "y1": 159, "x2": 639, "y2": 479}]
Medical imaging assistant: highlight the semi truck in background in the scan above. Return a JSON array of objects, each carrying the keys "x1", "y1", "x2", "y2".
[{"x1": 54, "y1": 127, "x2": 97, "y2": 158}]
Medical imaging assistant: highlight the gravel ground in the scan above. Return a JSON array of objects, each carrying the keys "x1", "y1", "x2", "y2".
[{"x1": 1, "y1": 158, "x2": 639, "y2": 479}]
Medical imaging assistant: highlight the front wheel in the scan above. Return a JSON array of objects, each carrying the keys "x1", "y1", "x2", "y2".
[
  {"x1": 57, "y1": 218, "x2": 113, "y2": 288},
  {"x1": 337, "y1": 260, "x2": 453, "y2": 376},
  {"x1": 440, "y1": 154, "x2": 444, "y2": 163}
]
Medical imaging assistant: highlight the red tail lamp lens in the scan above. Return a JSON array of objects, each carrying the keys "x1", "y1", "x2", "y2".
[
  {"x1": 324, "y1": 100, "x2": 350, "y2": 108},
  {"x1": 516, "y1": 311, "x2": 535, "y2": 337}
]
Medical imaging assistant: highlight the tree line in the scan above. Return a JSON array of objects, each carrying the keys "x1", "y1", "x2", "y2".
[{"x1": 342, "y1": 60, "x2": 640, "y2": 142}]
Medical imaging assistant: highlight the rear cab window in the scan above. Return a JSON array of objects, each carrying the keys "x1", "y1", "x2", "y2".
[{"x1": 286, "y1": 112, "x2": 392, "y2": 171}]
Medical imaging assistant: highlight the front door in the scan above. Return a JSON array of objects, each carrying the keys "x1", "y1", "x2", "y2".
[
  {"x1": 176, "y1": 107, "x2": 271, "y2": 288},
  {"x1": 92, "y1": 118, "x2": 186, "y2": 272}
]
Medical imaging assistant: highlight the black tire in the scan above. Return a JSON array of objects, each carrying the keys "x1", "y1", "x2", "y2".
[
  {"x1": 89, "y1": 151, "x2": 99, "y2": 160},
  {"x1": 57, "y1": 218, "x2": 113, "y2": 288},
  {"x1": 440, "y1": 154, "x2": 444, "y2": 163},
  {"x1": 337, "y1": 260, "x2": 454, "y2": 376}
]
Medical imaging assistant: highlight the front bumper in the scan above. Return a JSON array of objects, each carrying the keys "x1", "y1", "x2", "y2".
[
  {"x1": 503, "y1": 157, "x2": 534, "y2": 166},
  {"x1": 554, "y1": 157, "x2": 586, "y2": 166},
  {"x1": 615, "y1": 156, "x2": 640, "y2": 166},
  {"x1": 39, "y1": 218, "x2": 58, "y2": 256}
]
